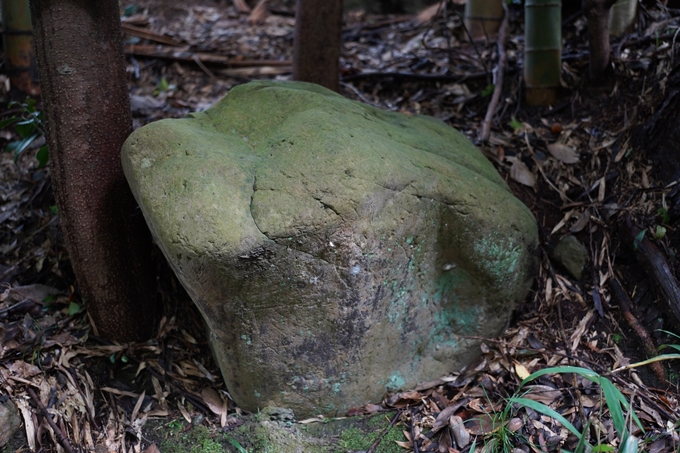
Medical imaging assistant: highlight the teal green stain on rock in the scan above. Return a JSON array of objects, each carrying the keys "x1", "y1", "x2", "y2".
[
  {"x1": 387, "y1": 373, "x2": 405, "y2": 391},
  {"x1": 474, "y1": 234, "x2": 522, "y2": 285}
]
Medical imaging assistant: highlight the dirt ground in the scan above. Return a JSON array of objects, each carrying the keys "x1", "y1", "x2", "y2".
[{"x1": 2, "y1": 1, "x2": 680, "y2": 452}]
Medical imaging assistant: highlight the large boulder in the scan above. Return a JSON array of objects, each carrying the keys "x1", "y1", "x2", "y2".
[{"x1": 122, "y1": 80, "x2": 537, "y2": 417}]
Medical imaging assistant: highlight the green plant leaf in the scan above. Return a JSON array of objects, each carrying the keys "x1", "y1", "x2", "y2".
[
  {"x1": 633, "y1": 230, "x2": 646, "y2": 250},
  {"x1": 574, "y1": 418, "x2": 591, "y2": 453},
  {"x1": 653, "y1": 225, "x2": 666, "y2": 240},
  {"x1": 225, "y1": 436, "x2": 249, "y2": 453},
  {"x1": 8, "y1": 134, "x2": 39, "y2": 161},
  {"x1": 482, "y1": 84, "x2": 495, "y2": 97},
  {"x1": 36, "y1": 145, "x2": 49, "y2": 168},
  {"x1": 510, "y1": 116, "x2": 523, "y2": 131},
  {"x1": 67, "y1": 302, "x2": 80, "y2": 315},
  {"x1": 50, "y1": 205, "x2": 58, "y2": 215},
  {"x1": 593, "y1": 444, "x2": 615, "y2": 452},
  {"x1": 657, "y1": 207, "x2": 670, "y2": 224},
  {"x1": 159, "y1": 77, "x2": 169, "y2": 92},
  {"x1": 600, "y1": 379, "x2": 625, "y2": 438},
  {"x1": 510, "y1": 397, "x2": 582, "y2": 438},
  {"x1": 14, "y1": 119, "x2": 37, "y2": 138},
  {"x1": 0, "y1": 116, "x2": 20, "y2": 129}
]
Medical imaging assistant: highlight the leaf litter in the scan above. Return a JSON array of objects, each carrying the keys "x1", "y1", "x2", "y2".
[{"x1": 2, "y1": 0, "x2": 680, "y2": 451}]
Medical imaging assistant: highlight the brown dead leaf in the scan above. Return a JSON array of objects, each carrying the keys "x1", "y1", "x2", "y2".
[
  {"x1": 386, "y1": 390, "x2": 423, "y2": 408},
  {"x1": 547, "y1": 143, "x2": 580, "y2": 164},
  {"x1": 507, "y1": 157, "x2": 536, "y2": 188},
  {"x1": 6, "y1": 360, "x2": 41, "y2": 378},
  {"x1": 415, "y1": 1, "x2": 442, "y2": 24},
  {"x1": 232, "y1": 0, "x2": 251, "y2": 13},
  {"x1": 142, "y1": 444, "x2": 161, "y2": 453},
  {"x1": 201, "y1": 387, "x2": 225, "y2": 416},
  {"x1": 523, "y1": 385, "x2": 562, "y2": 405},
  {"x1": 450, "y1": 415, "x2": 470, "y2": 448},
  {"x1": 514, "y1": 362, "x2": 530, "y2": 380},
  {"x1": 0, "y1": 284, "x2": 61, "y2": 303},
  {"x1": 466, "y1": 413, "x2": 497, "y2": 435},
  {"x1": 248, "y1": 0, "x2": 269, "y2": 25}
]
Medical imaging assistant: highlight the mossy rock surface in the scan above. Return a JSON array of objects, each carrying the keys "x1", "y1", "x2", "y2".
[{"x1": 122, "y1": 80, "x2": 538, "y2": 417}]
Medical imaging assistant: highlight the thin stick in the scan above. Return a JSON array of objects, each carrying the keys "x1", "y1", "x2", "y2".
[
  {"x1": 27, "y1": 387, "x2": 78, "y2": 453},
  {"x1": 479, "y1": 2, "x2": 509, "y2": 142},
  {"x1": 610, "y1": 278, "x2": 666, "y2": 383},
  {"x1": 367, "y1": 410, "x2": 402, "y2": 453}
]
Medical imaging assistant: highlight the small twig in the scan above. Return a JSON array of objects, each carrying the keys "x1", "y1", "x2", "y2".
[
  {"x1": 410, "y1": 407, "x2": 421, "y2": 453},
  {"x1": 367, "y1": 410, "x2": 402, "y2": 453},
  {"x1": 192, "y1": 55, "x2": 216, "y2": 80},
  {"x1": 340, "y1": 82, "x2": 381, "y2": 108},
  {"x1": 88, "y1": 335, "x2": 212, "y2": 414},
  {"x1": 610, "y1": 278, "x2": 666, "y2": 383},
  {"x1": 27, "y1": 387, "x2": 78, "y2": 453},
  {"x1": 479, "y1": 2, "x2": 509, "y2": 142}
]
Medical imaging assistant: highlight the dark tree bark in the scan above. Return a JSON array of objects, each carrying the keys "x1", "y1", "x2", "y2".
[
  {"x1": 584, "y1": 0, "x2": 617, "y2": 80},
  {"x1": 30, "y1": 0, "x2": 157, "y2": 341},
  {"x1": 292, "y1": 0, "x2": 343, "y2": 92}
]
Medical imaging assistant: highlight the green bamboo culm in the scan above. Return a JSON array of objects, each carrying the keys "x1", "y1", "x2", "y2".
[
  {"x1": 2, "y1": 0, "x2": 40, "y2": 96},
  {"x1": 464, "y1": 0, "x2": 503, "y2": 40},
  {"x1": 609, "y1": 0, "x2": 637, "y2": 37},
  {"x1": 524, "y1": 0, "x2": 561, "y2": 106}
]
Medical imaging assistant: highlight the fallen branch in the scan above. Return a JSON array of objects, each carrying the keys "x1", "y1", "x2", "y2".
[
  {"x1": 27, "y1": 387, "x2": 77, "y2": 453},
  {"x1": 121, "y1": 23, "x2": 184, "y2": 47},
  {"x1": 609, "y1": 278, "x2": 666, "y2": 382},
  {"x1": 124, "y1": 45, "x2": 291, "y2": 68},
  {"x1": 479, "y1": 2, "x2": 509, "y2": 142},
  {"x1": 620, "y1": 214, "x2": 680, "y2": 326},
  {"x1": 342, "y1": 70, "x2": 488, "y2": 83}
]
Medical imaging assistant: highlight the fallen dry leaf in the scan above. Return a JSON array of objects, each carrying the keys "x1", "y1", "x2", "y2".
[
  {"x1": 547, "y1": 143, "x2": 580, "y2": 164},
  {"x1": 507, "y1": 157, "x2": 536, "y2": 188}
]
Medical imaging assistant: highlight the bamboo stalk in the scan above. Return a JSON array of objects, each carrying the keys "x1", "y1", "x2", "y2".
[{"x1": 524, "y1": 0, "x2": 561, "y2": 106}]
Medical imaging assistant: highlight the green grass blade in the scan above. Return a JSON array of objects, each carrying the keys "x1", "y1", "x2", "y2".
[
  {"x1": 618, "y1": 435, "x2": 638, "y2": 453},
  {"x1": 510, "y1": 397, "x2": 582, "y2": 438},
  {"x1": 519, "y1": 366, "x2": 600, "y2": 390},
  {"x1": 574, "y1": 418, "x2": 591, "y2": 453},
  {"x1": 600, "y1": 379, "x2": 626, "y2": 438},
  {"x1": 225, "y1": 436, "x2": 249, "y2": 453}
]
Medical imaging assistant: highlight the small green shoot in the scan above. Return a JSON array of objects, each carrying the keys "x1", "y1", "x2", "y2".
[
  {"x1": 482, "y1": 84, "x2": 495, "y2": 97},
  {"x1": 657, "y1": 207, "x2": 670, "y2": 224},
  {"x1": 153, "y1": 77, "x2": 176, "y2": 96},
  {"x1": 509, "y1": 116, "x2": 524, "y2": 132}
]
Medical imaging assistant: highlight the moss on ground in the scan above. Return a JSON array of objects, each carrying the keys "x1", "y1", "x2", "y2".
[{"x1": 143, "y1": 410, "x2": 405, "y2": 453}]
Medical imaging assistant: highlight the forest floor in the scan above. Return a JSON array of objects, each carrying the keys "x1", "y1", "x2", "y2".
[{"x1": 2, "y1": 1, "x2": 680, "y2": 452}]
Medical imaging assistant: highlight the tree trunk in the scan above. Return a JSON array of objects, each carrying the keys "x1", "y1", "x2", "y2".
[
  {"x1": 585, "y1": 0, "x2": 617, "y2": 80},
  {"x1": 30, "y1": 0, "x2": 157, "y2": 341},
  {"x1": 292, "y1": 0, "x2": 343, "y2": 92}
]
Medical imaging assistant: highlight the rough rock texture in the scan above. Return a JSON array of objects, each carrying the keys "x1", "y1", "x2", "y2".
[
  {"x1": 122, "y1": 80, "x2": 538, "y2": 417},
  {"x1": 552, "y1": 235, "x2": 588, "y2": 280},
  {"x1": 0, "y1": 399, "x2": 21, "y2": 447}
]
